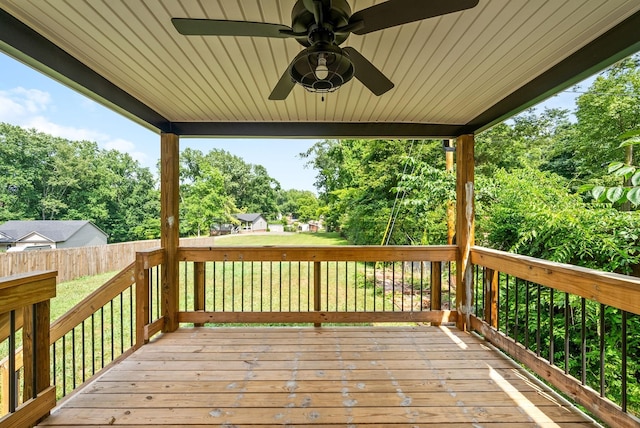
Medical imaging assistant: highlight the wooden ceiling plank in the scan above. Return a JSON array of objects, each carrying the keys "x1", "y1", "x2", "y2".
[{"x1": 2, "y1": 0, "x2": 640, "y2": 132}]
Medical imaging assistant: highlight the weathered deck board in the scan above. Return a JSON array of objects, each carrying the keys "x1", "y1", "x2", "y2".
[{"x1": 38, "y1": 326, "x2": 599, "y2": 427}]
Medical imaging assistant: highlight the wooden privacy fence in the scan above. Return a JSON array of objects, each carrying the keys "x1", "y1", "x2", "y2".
[{"x1": 0, "y1": 237, "x2": 214, "y2": 283}]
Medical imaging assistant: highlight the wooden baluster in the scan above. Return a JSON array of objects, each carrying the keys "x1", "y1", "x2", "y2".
[
  {"x1": 193, "y1": 262, "x2": 205, "y2": 327},
  {"x1": 314, "y1": 261, "x2": 321, "y2": 327},
  {"x1": 430, "y1": 261, "x2": 442, "y2": 326},
  {"x1": 484, "y1": 268, "x2": 498, "y2": 328}
]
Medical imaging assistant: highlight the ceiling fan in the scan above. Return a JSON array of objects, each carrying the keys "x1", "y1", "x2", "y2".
[{"x1": 172, "y1": 0, "x2": 479, "y2": 100}]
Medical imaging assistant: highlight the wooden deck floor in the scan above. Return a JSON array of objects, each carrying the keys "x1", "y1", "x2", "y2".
[{"x1": 38, "y1": 326, "x2": 599, "y2": 427}]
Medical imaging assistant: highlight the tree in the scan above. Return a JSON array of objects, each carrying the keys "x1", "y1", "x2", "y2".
[
  {"x1": 477, "y1": 167, "x2": 640, "y2": 273},
  {"x1": 475, "y1": 108, "x2": 574, "y2": 177},
  {"x1": 0, "y1": 123, "x2": 160, "y2": 242},
  {"x1": 181, "y1": 163, "x2": 238, "y2": 236},
  {"x1": 278, "y1": 189, "x2": 319, "y2": 222},
  {"x1": 301, "y1": 139, "x2": 447, "y2": 244},
  {"x1": 182, "y1": 148, "x2": 282, "y2": 220},
  {"x1": 581, "y1": 130, "x2": 640, "y2": 208},
  {"x1": 573, "y1": 57, "x2": 640, "y2": 179}
]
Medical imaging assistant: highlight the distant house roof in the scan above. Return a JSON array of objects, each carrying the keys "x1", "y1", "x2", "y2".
[
  {"x1": 0, "y1": 231, "x2": 14, "y2": 243},
  {"x1": 0, "y1": 220, "x2": 107, "y2": 243},
  {"x1": 233, "y1": 213, "x2": 264, "y2": 223}
]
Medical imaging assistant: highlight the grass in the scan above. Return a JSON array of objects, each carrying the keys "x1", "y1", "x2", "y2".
[
  {"x1": 52, "y1": 271, "x2": 119, "y2": 322},
  {"x1": 212, "y1": 231, "x2": 348, "y2": 246}
]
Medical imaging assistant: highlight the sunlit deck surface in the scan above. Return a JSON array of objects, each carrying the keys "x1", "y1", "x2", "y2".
[{"x1": 38, "y1": 326, "x2": 598, "y2": 427}]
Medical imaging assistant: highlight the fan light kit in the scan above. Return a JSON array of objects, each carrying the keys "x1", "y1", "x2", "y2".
[{"x1": 172, "y1": 0, "x2": 479, "y2": 100}]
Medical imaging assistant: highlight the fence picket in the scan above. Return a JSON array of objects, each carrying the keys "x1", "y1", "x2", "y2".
[{"x1": 0, "y1": 237, "x2": 214, "y2": 283}]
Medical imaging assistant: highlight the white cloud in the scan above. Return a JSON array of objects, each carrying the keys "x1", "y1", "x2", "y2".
[
  {"x1": 1, "y1": 86, "x2": 148, "y2": 165},
  {"x1": 105, "y1": 138, "x2": 148, "y2": 163},
  {"x1": 0, "y1": 87, "x2": 51, "y2": 122},
  {"x1": 23, "y1": 116, "x2": 109, "y2": 142}
]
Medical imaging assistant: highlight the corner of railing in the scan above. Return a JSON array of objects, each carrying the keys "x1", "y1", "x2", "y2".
[
  {"x1": 135, "y1": 247, "x2": 165, "y2": 348},
  {"x1": 468, "y1": 246, "x2": 640, "y2": 427},
  {"x1": 0, "y1": 270, "x2": 57, "y2": 426}
]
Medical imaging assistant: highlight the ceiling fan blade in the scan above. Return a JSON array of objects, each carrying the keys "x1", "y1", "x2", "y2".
[
  {"x1": 172, "y1": 18, "x2": 293, "y2": 38},
  {"x1": 349, "y1": 0, "x2": 479, "y2": 35},
  {"x1": 269, "y1": 65, "x2": 296, "y2": 100},
  {"x1": 343, "y1": 47, "x2": 393, "y2": 96}
]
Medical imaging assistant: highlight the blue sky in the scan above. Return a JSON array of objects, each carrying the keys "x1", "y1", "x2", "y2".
[
  {"x1": 0, "y1": 51, "x2": 591, "y2": 192},
  {"x1": 0, "y1": 53, "x2": 321, "y2": 192}
]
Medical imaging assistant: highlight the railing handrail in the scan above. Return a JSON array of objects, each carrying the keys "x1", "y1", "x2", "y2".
[
  {"x1": 0, "y1": 271, "x2": 57, "y2": 313},
  {"x1": 172, "y1": 245, "x2": 457, "y2": 327},
  {"x1": 136, "y1": 247, "x2": 165, "y2": 347},
  {"x1": 2, "y1": 261, "x2": 138, "y2": 414},
  {"x1": 470, "y1": 245, "x2": 640, "y2": 315},
  {"x1": 0, "y1": 263, "x2": 137, "y2": 371},
  {"x1": 179, "y1": 245, "x2": 458, "y2": 262},
  {"x1": 49, "y1": 261, "x2": 136, "y2": 343}
]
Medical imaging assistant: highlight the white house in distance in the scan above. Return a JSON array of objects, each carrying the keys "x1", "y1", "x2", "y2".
[
  {"x1": 0, "y1": 220, "x2": 108, "y2": 251},
  {"x1": 233, "y1": 213, "x2": 268, "y2": 233}
]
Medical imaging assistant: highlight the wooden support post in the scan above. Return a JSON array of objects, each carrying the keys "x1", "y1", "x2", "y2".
[
  {"x1": 455, "y1": 134, "x2": 475, "y2": 331},
  {"x1": 161, "y1": 133, "x2": 180, "y2": 332},
  {"x1": 430, "y1": 261, "x2": 442, "y2": 326},
  {"x1": 484, "y1": 268, "x2": 499, "y2": 328},
  {"x1": 193, "y1": 262, "x2": 205, "y2": 327},
  {"x1": 21, "y1": 300, "x2": 51, "y2": 423},
  {"x1": 313, "y1": 261, "x2": 321, "y2": 327},
  {"x1": 135, "y1": 252, "x2": 150, "y2": 348},
  {"x1": 445, "y1": 140, "x2": 455, "y2": 245}
]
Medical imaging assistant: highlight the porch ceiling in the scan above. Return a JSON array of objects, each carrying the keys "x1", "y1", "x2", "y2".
[{"x1": 1, "y1": 1, "x2": 640, "y2": 138}]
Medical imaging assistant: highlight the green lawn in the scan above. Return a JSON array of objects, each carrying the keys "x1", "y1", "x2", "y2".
[{"x1": 212, "y1": 231, "x2": 348, "y2": 246}]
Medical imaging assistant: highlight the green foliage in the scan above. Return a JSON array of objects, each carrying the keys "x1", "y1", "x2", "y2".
[
  {"x1": 182, "y1": 163, "x2": 237, "y2": 236},
  {"x1": 572, "y1": 57, "x2": 640, "y2": 180},
  {"x1": 580, "y1": 130, "x2": 640, "y2": 208},
  {"x1": 478, "y1": 168, "x2": 640, "y2": 273},
  {"x1": 180, "y1": 148, "x2": 283, "y2": 223},
  {"x1": 0, "y1": 123, "x2": 159, "y2": 242},
  {"x1": 182, "y1": 148, "x2": 282, "y2": 220},
  {"x1": 277, "y1": 189, "x2": 320, "y2": 222},
  {"x1": 301, "y1": 139, "x2": 448, "y2": 244},
  {"x1": 475, "y1": 108, "x2": 574, "y2": 177}
]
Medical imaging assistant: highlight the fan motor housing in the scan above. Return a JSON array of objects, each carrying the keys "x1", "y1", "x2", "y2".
[{"x1": 291, "y1": 0, "x2": 352, "y2": 47}]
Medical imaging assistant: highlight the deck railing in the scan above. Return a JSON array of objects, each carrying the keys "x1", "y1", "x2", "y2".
[
  {"x1": 0, "y1": 271, "x2": 56, "y2": 427},
  {"x1": 48, "y1": 262, "x2": 137, "y2": 399},
  {"x1": 1, "y1": 248, "x2": 163, "y2": 418},
  {"x1": 3, "y1": 244, "x2": 640, "y2": 428},
  {"x1": 1, "y1": 262, "x2": 139, "y2": 414},
  {"x1": 469, "y1": 246, "x2": 640, "y2": 428},
  {"x1": 174, "y1": 246, "x2": 458, "y2": 325}
]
